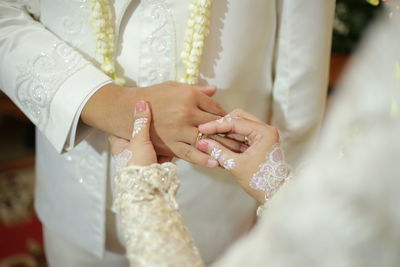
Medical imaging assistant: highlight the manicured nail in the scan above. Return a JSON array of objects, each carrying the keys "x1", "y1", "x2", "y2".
[
  {"x1": 240, "y1": 144, "x2": 248, "y2": 153},
  {"x1": 196, "y1": 140, "x2": 208, "y2": 152},
  {"x1": 207, "y1": 159, "x2": 219, "y2": 168},
  {"x1": 135, "y1": 101, "x2": 146, "y2": 114}
]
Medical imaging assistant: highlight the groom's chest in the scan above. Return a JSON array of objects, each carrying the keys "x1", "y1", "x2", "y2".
[{"x1": 39, "y1": 0, "x2": 192, "y2": 86}]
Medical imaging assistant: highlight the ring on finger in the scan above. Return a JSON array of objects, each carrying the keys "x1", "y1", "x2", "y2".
[
  {"x1": 244, "y1": 136, "x2": 249, "y2": 146},
  {"x1": 196, "y1": 131, "x2": 205, "y2": 144}
]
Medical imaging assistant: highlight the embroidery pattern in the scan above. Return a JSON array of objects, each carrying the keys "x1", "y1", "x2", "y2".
[
  {"x1": 64, "y1": 140, "x2": 105, "y2": 192},
  {"x1": 16, "y1": 42, "x2": 87, "y2": 130},
  {"x1": 138, "y1": 0, "x2": 176, "y2": 86}
]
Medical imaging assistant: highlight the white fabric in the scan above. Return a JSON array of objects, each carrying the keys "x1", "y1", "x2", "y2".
[
  {"x1": 108, "y1": 12, "x2": 400, "y2": 266},
  {"x1": 113, "y1": 163, "x2": 203, "y2": 267},
  {"x1": 0, "y1": 0, "x2": 334, "y2": 261},
  {"x1": 44, "y1": 227, "x2": 129, "y2": 267},
  {"x1": 213, "y1": 10, "x2": 400, "y2": 267}
]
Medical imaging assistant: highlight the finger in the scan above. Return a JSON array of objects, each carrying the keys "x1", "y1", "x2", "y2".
[
  {"x1": 178, "y1": 126, "x2": 202, "y2": 145},
  {"x1": 230, "y1": 108, "x2": 264, "y2": 123},
  {"x1": 191, "y1": 111, "x2": 221, "y2": 128},
  {"x1": 127, "y1": 101, "x2": 158, "y2": 166},
  {"x1": 108, "y1": 135, "x2": 130, "y2": 156},
  {"x1": 130, "y1": 100, "x2": 152, "y2": 145},
  {"x1": 206, "y1": 134, "x2": 247, "y2": 153},
  {"x1": 199, "y1": 117, "x2": 265, "y2": 144},
  {"x1": 176, "y1": 82, "x2": 217, "y2": 96},
  {"x1": 172, "y1": 142, "x2": 218, "y2": 168},
  {"x1": 195, "y1": 85, "x2": 217, "y2": 97},
  {"x1": 225, "y1": 133, "x2": 248, "y2": 145},
  {"x1": 179, "y1": 124, "x2": 247, "y2": 151},
  {"x1": 177, "y1": 123, "x2": 228, "y2": 146},
  {"x1": 196, "y1": 91, "x2": 226, "y2": 116},
  {"x1": 196, "y1": 139, "x2": 239, "y2": 171}
]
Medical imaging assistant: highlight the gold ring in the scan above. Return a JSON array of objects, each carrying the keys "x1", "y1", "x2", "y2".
[
  {"x1": 196, "y1": 132, "x2": 204, "y2": 143},
  {"x1": 244, "y1": 136, "x2": 249, "y2": 146}
]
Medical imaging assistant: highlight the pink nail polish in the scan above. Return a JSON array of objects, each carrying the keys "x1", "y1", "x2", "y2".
[
  {"x1": 196, "y1": 140, "x2": 208, "y2": 151},
  {"x1": 135, "y1": 101, "x2": 146, "y2": 113}
]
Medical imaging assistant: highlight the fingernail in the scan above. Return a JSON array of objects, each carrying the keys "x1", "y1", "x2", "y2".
[
  {"x1": 240, "y1": 144, "x2": 248, "y2": 153},
  {"x1": 196, "y1": 140, "x2": 208, "y2": 151},
  {"x1": 135, "y1": 101, "x2": 146, "y2": 114},
  {"x1": 207, "y1": 159, "x2": 219, "y2": 168}
]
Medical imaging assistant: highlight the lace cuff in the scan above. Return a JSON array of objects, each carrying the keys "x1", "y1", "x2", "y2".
[
  {"x1": 113, "y1": 163, "x2": 204, "y2": 267},
  {"x1": 113, "y1": 163, "x2": 179, "y2": 201}
]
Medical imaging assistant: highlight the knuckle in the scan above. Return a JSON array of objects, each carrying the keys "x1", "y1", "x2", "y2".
[
  {"x1": 140, "y1": 139, "x2": 153, "y2": 147},
  {"x1": 176, "y1": 106, "x2": 191, "y2": 120},
  {"x1": 179, "y1": 106, "x2": 195, "y2": 120},
  {"x1": 268, "y1": 126, "x2": 280, "y2": 141},
  {"x1": 252, "y1": 132, "x2": 264, "y2": 144},
  {"x1": 185, "y1": 108, "x2": 195, "y2": 119},
  {"x1": 183, "y1": 148, "x2": 193, "y2": 160},
  {"x1": 231, "y1": 108, "x2": 244, "y2": 116},
  {"x1": 215, "y1": 102, "x2": 224, "y2": 112},
  {"x1": 255, "y1": 125, "x2": 280, "y2": 144},
  {"x1": 186, "y1": 88, "x2": 197, "y2": 99},
  {"x1": 248, "y1": 126, "x2": 264, "y2": 142}
]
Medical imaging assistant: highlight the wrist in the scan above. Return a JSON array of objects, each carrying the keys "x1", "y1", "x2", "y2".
[{"x1": 81, "y1": 83, "x2": 142, "y2": 137}]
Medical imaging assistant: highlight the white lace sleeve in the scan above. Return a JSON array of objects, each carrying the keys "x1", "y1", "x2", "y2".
[{"x1": 113, "y1": 162, "x2": 204, "y2": 267}]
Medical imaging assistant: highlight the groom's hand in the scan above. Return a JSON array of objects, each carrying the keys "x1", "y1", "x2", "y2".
[{"x1": 82, "y1": 81, "x2": 222, "y2": 168}]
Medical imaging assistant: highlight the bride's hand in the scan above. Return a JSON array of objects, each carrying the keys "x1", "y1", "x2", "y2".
[
  {"x1": 109, "y1": 101, "x2": 158, "y2": 170},
  {"x1": 196, "y1": 109, "x2": 289, "y2": 203}
]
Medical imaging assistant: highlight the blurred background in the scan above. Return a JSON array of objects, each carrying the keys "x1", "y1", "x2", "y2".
[{"x1": 0, "y1": 1, "x2": 384, "y2": 267}]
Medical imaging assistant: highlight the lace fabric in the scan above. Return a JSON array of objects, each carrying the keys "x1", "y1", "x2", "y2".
[{"x1": 113, "y1": 163, "x2": 204, "y2": 267}]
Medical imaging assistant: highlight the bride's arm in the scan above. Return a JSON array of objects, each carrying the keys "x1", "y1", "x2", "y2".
[
  {"x1": 113, "y1": 163, "x2": 203, "y2": 267},
  {"x1": 109, "y1": 101, "x2": 204, "y2": 267}
]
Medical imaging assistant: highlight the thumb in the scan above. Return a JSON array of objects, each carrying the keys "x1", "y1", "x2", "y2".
[
  {"x1": 127, "y1": 100, "x2": 158, "y2": 166},
  {"x1": 197, "y1": 85, "x2": 217, "y2": 97},
  {"x1": 130, "y1": 100, "x2": 151, "y2": 144}
]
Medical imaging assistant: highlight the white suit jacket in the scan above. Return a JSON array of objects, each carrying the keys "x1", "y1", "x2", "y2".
[{"x1": 0, "y1": 0, "x2": 334, "y2": 262}]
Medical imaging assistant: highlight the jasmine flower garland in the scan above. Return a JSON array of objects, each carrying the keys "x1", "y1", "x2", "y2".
[
  {"x1": 88, "y1": 0, "x2": 125, "y2": 85},
  {"x1": 180, "y1": 0, "x2": 213, "y2": 85},
  {"x1": 89, "y1": 0, "x2": 213, "y2": 86}
]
